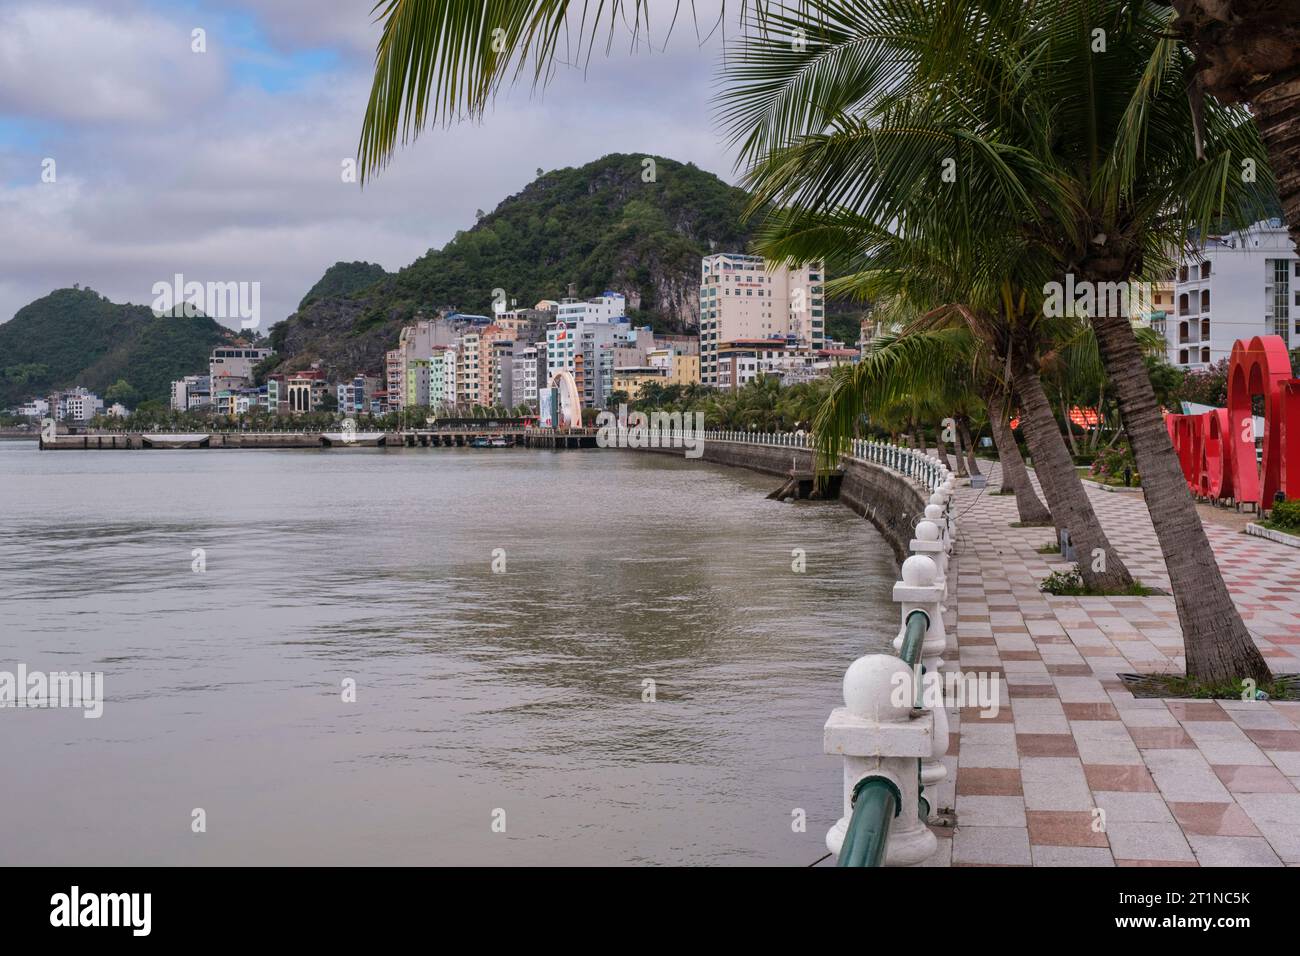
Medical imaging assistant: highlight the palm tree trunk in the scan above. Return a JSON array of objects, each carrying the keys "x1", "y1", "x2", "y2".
[
  {"x1": 1172, "y1": 3, "x2": 1300, "y2": 254},
  {"x1": 1253, "y1": 75, "x2": 1300, "y2": 265},
  {"x1": 1090, "y1": 383, "x2": 1106, "y2": 452},
  {"x1": 985, "y1": 383, "x2": 1052, "y2": 524},
  {"x1": 1089, "y1": 310, "x2": 1271, "y2": 683},
  {"x1": 950, "y1": 422, "x2": 969, "y2": 477},
  {"x1": 1013, "y1": 365, "x2": 1135, "y2": 591},
  {"x1": 1059, "y1": 388, "x2": 1081, "y2": 459},
  {"x1": 933, "y1": 426, "x2": 952, "y2": 470},
  {"x1": 959, "y1": 416, "x2": 981, "y2": 476}
]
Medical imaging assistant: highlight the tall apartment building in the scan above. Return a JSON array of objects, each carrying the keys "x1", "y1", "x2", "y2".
[
  {"x1": 698, "y1": 253, "x2": 824, "y2": 387},
  {"x1": 547, "y1": 319, "x2": 632, "y2": 409},
  {"x1": 457, "y1": 331, "x2": 482, "y2": 407},
  {"x1": 511, "y1": 345, "x2": 546, "y2": 407},
  {"x1": 1160, "y1": 219, "x2": 1299, "y2": 368},
  {"x1": 385, "y1": 349, "x2": 404, "y2": 407},
  {"x1": 489, "y1": 337, "x2": 515, "y2": 407},
  {"x1": 437, "y1": 348, "x2": 457, "y2": 409},
  {"x1": 405, "y1": 357, "x2": 431, "y2": 408},
  {"x1": 336, "y1": 374, "x2": 381, "y2": 415}
]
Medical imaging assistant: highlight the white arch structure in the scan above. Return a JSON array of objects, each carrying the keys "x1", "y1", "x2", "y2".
[{"x1": 549, "y1": 370, "x2": 583, "y2": 428}]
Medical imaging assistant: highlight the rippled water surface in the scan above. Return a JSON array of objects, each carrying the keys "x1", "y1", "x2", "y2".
[{"x1": 0, "y1": 440, "x2": 898, "y2": 865}]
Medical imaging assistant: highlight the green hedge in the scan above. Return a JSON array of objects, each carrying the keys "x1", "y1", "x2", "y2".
[{"x1": 1270, "y1": 499, "x2": 1300, "y2": 532}]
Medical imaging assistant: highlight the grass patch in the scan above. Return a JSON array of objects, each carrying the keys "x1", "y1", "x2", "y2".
[
  {"x1": 1084, "y1": 475, "x2": 1142, "y2": 489},
  {"x1": 1036, "y1": 541, "x2": 1061, "y2": 554},
  {"x1": 1122, "y1": 673, "x2": 1300, "y2": 701},
  {"x1": 1038, "y1": 568, "x2": 1158, "y2": 597},
  {"x1": 1259, "y1": 519, "x2": 1300, "y2": 537},
  {"x1": 989, "y1": 488, "x2": 1015, "y2": 496},
  {"x1": 1010, "y1": 520, "x2": 1055, "y2": 528}
]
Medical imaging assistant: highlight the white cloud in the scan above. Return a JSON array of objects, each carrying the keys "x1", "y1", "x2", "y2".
[
  {"x1": 0, "y1": 0, "x2": 739, "y2": 333},
  {"x1": 0, "y1": 3, "x2": 226, "y2": 124}
]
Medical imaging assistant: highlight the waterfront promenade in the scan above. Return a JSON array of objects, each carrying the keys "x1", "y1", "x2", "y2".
[{"x1": 932, "y1": 468, "x2": 1300, "y2": 867}]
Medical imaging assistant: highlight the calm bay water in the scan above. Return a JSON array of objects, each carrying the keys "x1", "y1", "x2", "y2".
[{"x1": 0, "y1": 440, "x2": 898, "y2": 865}]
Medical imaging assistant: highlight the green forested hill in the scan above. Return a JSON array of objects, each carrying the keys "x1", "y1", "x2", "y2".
[
  {"x1": 269, "y1": 154, "x2": 756, "y2": 377},
  {"x1": 0, "y1": 288, "x2": 234, "y2": 407},
  {"x1": 298, "y1": 261, "x2": 390, "y2": 310}
]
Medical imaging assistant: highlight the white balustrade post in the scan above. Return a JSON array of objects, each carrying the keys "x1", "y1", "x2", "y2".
[
  {"x1": 940, "y1": 477, "x2": 956, "y2": 540},
  {"x1": 891, "y1": 555, "x2": 950, "y2": 798},
  {"x1": 824, "y1": 654, "x2": 937, "y2": 866},
  {"x1": 910, "y1": 519, "x2": 948, "y2": 600}
]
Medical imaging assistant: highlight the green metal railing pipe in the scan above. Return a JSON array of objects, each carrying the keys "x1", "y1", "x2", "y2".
[
  {"x1": 899, "y1": 608, "x2": 931, "y2": 667},
  {"x1": 837, "y1": 609, "x2": 932, "y2": 866},
  {"x1": 837, "y1": 776, "x2": 902, "y2": 867}
]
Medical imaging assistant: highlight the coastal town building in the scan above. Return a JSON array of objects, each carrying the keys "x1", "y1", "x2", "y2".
[
  {"x1": 612, "y1": 367, "x2": 664, "y2": 397},
  {"x1": 699, "y1": 253, "x2": 825, "y2": 387},
  {"x1": 337, "y1": 374, "x2": 382, "y2": 415},
  {"x1": 489, "y1": 337, "x2": 515, "y2": 407},
  {"x1": 1158, "y1": 218, "x2": 1299, "y2": 368},
  {"x1": 209, "y1": 345, "x2": 272, "y2": 392},
  {"x1": 287, "y1": 369, "x2": 327, "y2": 414},
  {"x1": 54, "y1": 387, "x2": 103, "y2": 422},
  {"x1": 511, "y1": 345, "x2": 545, "y2": 406},
  {"x1": 16, "y1": 398, "x2": 49, "y2": 419},
  {"x1": 456, "y1": 330, "x2": 482, "y2": 407},
  {"x1": 171, "y1": 375, "x2": 212, "y2": 411},
  {"x1": 647, "y1": 345, "x2": 700, "y2": 386},
  {"x1": 557, "y1": 292, "x2": 626, "y2": 324}
]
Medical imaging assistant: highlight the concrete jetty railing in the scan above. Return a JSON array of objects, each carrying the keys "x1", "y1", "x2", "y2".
[{"x1": 688, "y1": 429, "x2": 957, "y2": 866}]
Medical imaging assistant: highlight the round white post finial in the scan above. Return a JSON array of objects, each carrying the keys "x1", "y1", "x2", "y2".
[
  {"x1": 901, "y1": 554, "x2": 938, "y2": 587},
  {"x1": 929, "y1": 492, "x2": 946, "y2": 506},
  {"x1": 843, "y1": 654, "x2": 915, "y2": 720},
  {"x1": 924, "y1": 504, "x2": 944, "y2": 521},
  {"x1": 916, "y1": 519, "x2": 940, "y2": 541}
]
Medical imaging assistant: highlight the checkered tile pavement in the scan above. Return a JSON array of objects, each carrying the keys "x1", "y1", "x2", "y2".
[{"x1": 925, "y1": 468, "x2": 1300, "y2": 867}]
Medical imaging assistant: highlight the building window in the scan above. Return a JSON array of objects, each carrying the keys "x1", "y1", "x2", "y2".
[
  {"x1": 1179, "y1": 349, "x2": 1189, "y2": 364},
  {"x1": 1200, "y1": 261, "x2": 1210, "y2": 279},
  {"x1": 1201, "y1": 347, "x2": 1210, "y2": 363},
  {"x1": 1270, "y1": 259, "x2": 1291, "y2": 342}
]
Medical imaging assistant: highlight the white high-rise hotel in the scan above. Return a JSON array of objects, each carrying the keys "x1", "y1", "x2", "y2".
[
  {"x1": 698, "y1": 253, "x2": 825, "y2": 387},
  {"x1": 1159, "y1": 218, "x2": 1299, "y2": 369}
]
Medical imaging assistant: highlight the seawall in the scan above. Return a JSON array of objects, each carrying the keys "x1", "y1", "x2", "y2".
[{"x1": 635, "y1": 440, "x2": 927, "y2": 564}]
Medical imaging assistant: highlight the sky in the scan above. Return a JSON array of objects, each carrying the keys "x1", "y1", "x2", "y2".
[{"x1": 0, "y1": 0, "x2": 739, "y2": 332}]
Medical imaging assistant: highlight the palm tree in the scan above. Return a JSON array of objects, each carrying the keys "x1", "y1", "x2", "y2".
[
  {"x1": 722, "y1": 0, "x2": 1271, "y2": 681},
  {"x1": 353, "y1": 0, "x2": 1271, "y2": 678}
]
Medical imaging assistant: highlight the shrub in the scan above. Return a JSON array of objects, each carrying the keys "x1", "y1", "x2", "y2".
[
  {"x1": 1039, "y1": 569, "x2": 1085, "y2": 595},
  {"x1": 1090, "y1": 442, "x2": 1139, "y2": 486},
  {"x1": 1269, "y1": 498, "x2": 1300, "y2": 532}
]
